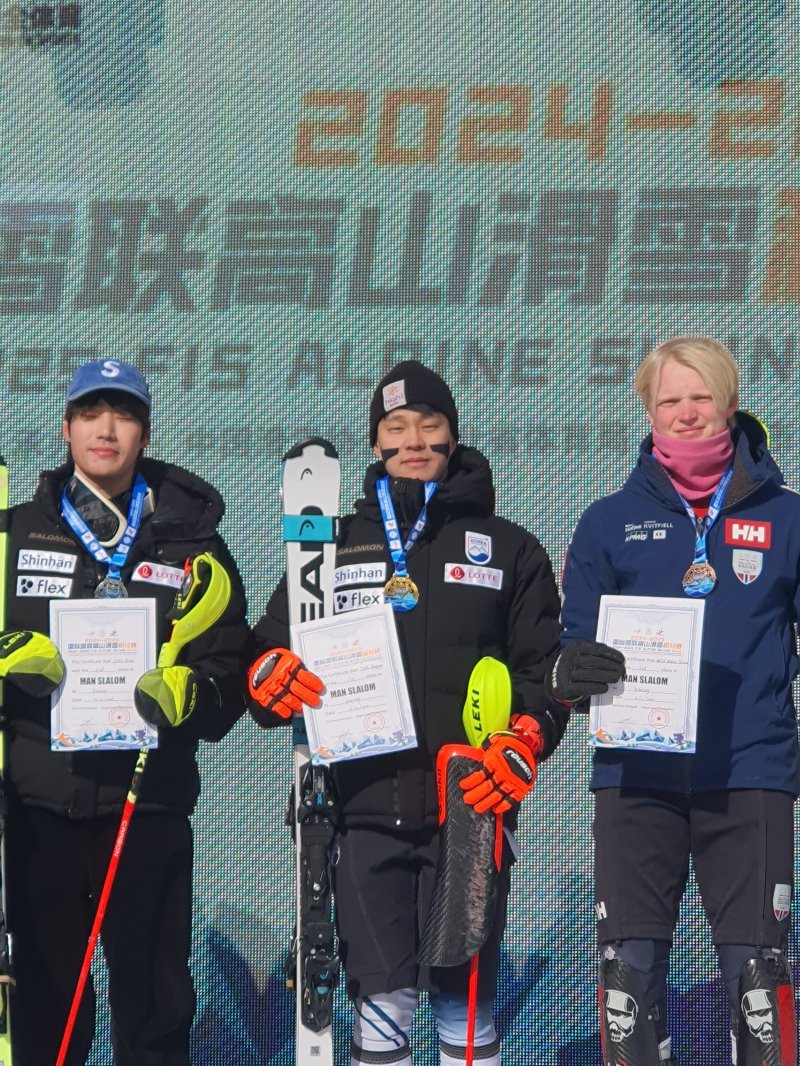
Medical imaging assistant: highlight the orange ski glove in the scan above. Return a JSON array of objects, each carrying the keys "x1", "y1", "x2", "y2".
[
  {"x1": 248, "y1": 647, "x2": 324, "y2": 722},
  {"x1": 459, "y1": 714, "x2": 544, "y2": 815}
]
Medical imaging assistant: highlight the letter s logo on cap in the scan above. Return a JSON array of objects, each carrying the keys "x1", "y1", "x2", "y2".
[{"x1": 101, "y1": 360, "x2": 121, "y2": 379}]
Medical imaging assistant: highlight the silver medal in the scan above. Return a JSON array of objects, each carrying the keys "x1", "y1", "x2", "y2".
[{"x1": 94, "y1": 576, "x2": 128, "y2": 599}]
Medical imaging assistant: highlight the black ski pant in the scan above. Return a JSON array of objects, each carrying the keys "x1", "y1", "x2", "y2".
[
  {"x1": 6, "y1": 805, "x2": 195, "y2": 1066},
  {"x1": 334, "y1": 823, "x2": 512, "y2": 1001}
]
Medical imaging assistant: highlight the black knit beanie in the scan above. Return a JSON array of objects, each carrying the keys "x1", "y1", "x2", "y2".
[{"x1": 369, "y1": 361, "x2": 459, "y2": 444}]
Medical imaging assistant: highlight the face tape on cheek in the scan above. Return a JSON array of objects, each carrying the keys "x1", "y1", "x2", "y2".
[
  {"x1": 431, "y1": 442, "x2": 452, "y2": 457},
  {"x1": 380, "y1": 448, "x2": 400, "y2": 462}
]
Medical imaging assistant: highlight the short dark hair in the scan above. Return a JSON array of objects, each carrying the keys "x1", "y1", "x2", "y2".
[{"x1": 64, "y1": 389, "x2": 150, "y2": 434}]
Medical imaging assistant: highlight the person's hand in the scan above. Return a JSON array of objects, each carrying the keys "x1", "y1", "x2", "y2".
[
  {"x1": 0, "y1": 631, "x2": 65, "y2": 697},
  {"x1": 134, "y1": 666, "x2": 202, "y2": 728},
  {"x1": 459, "y1": 728, "x2": 538, "y2": 816},
  {"x1": 248, "y1": 647, "x2": 324, "y2": 723},
  {"x1": 547, "y1": 640, "x2": 625, "y2": 708}
]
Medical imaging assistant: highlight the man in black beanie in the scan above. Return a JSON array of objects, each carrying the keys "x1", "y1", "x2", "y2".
[{"x1": 249, "y1": 360, "x2": 568, "y2": 1065}]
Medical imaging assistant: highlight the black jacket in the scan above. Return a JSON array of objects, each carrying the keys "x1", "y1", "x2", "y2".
[
  {"x1": 252, "y1": 446, "x2": 566, "y2": 829},
  {"x1": 6, "y1": 457, "x2": 249, "y2": 818}
]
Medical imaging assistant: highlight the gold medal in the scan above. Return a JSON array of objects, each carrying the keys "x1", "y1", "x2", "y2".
[{"x1": 384, "y1": 573, "x2": 419, "y2": 612}]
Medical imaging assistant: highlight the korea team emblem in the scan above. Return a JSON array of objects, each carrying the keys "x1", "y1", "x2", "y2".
[
  {"x1": 465, "y1": 532, "x2": 492, "y2": 565},
  {"x1": 732, "y1": 549, "x2": 762, "y2": 585}
]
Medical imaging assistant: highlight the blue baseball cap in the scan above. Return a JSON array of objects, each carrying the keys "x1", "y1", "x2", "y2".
[{"x1": 66, "y1": 360, "x2": 151, "y2": 409}]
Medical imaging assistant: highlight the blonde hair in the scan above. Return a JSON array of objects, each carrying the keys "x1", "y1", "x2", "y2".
[{"x1": 634, "y1": 336, "x2": 739, "y2": 414}]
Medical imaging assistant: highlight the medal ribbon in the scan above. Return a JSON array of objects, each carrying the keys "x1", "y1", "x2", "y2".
[
  {"x1": 676, "y1": 463, "x2": 733, "y2": 573},
  {"x1": 376, "y1": 476, "x2": 438, "y2": 578},
  {"x1": 61, "y1": 473, "x2": 148, "y2": 585}
]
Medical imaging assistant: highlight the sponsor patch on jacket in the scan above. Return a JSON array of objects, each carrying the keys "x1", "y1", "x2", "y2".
[
  {"x1": 465, "y1": 531, "x2": 492, "y2": 564},
  {"x1": 725, "y1": 519, "x2": 771, "y2": 549},
  {"x1": 334, "y1": 587, "x2": 384, "y2": 613},
  {"x1": 17, "y1": 575, "x2": 72, "y2": 598},
  {"x1": 17, "y1": 548, "x2": 77, "y2": 574},
  {"x1": 28, "y1": 531, "x2": 74, "y2": 546},
  {"x1": 624, "y1": 521, "x2": 672, "y2": 543},
  {"x1": 732, "y1": 549, "x2": 762, "y2": 585},
  {"x1": 334, "y1": 562, "x2": 387, "y2": 587},
  {"x1": 444, "y1": 563, "x2": 503, "y2": 590},
  {"x1": 774, "y1": 883, "x2": 791, "y2": 921},
  {"x1": 383, "y1": 379, "x2": 406, "y2": 411},
  {"x1": 338, "y1": 543, "x2": 385, "y2": 557},
  {"x1": 131, "y1": 562, "x2": 185, "y2": 589}
]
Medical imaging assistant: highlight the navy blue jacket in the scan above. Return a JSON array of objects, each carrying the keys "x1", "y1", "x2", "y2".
[{"x1": 562, "y1": 413, "x2": 800, "y2": 796}]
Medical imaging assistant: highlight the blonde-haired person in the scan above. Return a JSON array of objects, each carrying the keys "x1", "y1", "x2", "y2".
[
  {"x1": 552, "y1": 336, "x2": 799, "y2": 1063},
  {"x1": 633, "y1": 335, "x2": 739, "y2": 416}
]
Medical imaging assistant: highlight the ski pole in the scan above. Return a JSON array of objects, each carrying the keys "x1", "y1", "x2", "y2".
[
  {"x1": 55, "y1": 552, "x2": 232, "y2": 1066},
  {"x1": 463, "y1": 656, "x2": 510, "y2": 1066},
  {"x1": 466, "y1": 953, "x2": 479, "y2": 1066}
]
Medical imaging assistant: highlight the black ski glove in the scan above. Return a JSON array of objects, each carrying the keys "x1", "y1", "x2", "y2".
[{"x1": 547, "y1": 640, "x2": 626, "y2": 710}]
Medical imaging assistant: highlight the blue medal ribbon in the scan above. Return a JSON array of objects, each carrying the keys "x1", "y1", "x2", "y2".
[
  {"x1": 676, "y1": 463, "x2": 733, "y2": 598},
  {"x1": 376, "y1": 476, "x2": 438, "y2": 611},
  {"x1": 61, "y1": 473, "x2": 148, "y2": 597}
]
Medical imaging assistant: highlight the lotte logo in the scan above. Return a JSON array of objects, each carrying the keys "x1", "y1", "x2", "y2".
[
  {"x1": 139, "y1": 564, "x2": 153, "y2": 578},
  {"x1": 451, "y1": 566, "x2": 465, "y2": 580},
  {"x1": 724, "y1": 519, "x2": 772, "y2": 549}
]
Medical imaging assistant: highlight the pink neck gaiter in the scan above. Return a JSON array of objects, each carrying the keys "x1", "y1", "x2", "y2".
[{"x1": 651, "y1": 428, "x2": 734, "y2": 505}]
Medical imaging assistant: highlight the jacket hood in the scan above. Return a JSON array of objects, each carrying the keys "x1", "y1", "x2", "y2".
[
  {"x1": 631, "y1": 410, "x2": 783, "y2": 511},
  {"x1": 35, "y1": 457, "x2": 225, "y2": 537},
  {"x1": 355, "y1": 445, "x2": 496, "y2": 522}
]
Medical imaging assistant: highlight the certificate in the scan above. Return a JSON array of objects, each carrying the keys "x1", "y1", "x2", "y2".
[
  {"x1": 589, "y1": 595, "x2": 705, "y2": 753},
  {"x1": 50, "y1": 599, "x2": 159, "y2": 752},
  {"x1": 291, "y1": 603, "x2": 418, "y2": 765}
]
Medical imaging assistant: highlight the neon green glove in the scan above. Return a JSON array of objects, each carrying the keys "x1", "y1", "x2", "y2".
[
  {"x1": 0, "y1": 631, "x2": 65, "y2": 697},
  {"x1": 134, "y1": 665, "x2": 201, "y2": 729}
]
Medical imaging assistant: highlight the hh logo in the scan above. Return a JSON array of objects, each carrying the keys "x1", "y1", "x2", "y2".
[{"x1": 725, "y1": 519, "x2": 772, "y2": 549}]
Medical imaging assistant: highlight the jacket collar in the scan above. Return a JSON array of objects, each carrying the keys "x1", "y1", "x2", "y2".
[
  {"x1": 36, "y1": 457, "x2": 225, "y2": 539},
  {"x1": 633, "y1": 411, "x2": 783, "y2": 512},
  {"x1": 356, "y1": 445, "x2": 496, "y2": 524}
]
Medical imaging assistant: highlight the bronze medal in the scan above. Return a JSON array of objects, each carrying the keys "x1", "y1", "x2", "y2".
[{"x1": 681, "y1": 561, "x2": 716, "y2": 598}]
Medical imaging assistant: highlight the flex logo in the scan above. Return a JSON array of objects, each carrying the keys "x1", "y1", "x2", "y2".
[
  {"x1": 17, "y1": 575, "x2": 72, "y2": 598},
  {"x1": 334, "y1": 587, "x2": 384, "y2": 614},
  {"x1": 725, "y1": 519, "x2": 772, "y2": 549}
]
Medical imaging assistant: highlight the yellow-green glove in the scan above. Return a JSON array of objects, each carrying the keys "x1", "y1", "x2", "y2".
[
  {"x1": 134, "y1": 665, "x2": 200, "y2": 728},
  {"x1": 0, "y1": 631, "x2": 65, "y2": 697}
]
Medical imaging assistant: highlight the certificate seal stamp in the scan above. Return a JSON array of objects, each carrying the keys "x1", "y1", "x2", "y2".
[
  {"x1": 364, "y1": 713, "x2": 385, "y2": 732},
  {"x1": 648, "y1": 709, "x2": 670, "y2": 728},
  {"x1": 109, "y1": 708, "x2": 130, "y2": 727}
]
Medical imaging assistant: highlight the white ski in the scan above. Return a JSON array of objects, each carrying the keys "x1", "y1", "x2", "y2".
[{"x1": 282, "y1": 438, "x2": 340, "y2": 1066}]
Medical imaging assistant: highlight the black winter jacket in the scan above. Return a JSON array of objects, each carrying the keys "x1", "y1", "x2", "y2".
[
  {"x1": 252, "y1": 446, "x2": 566, "y2": 829},
  {"x1": 6, "y1": 457, "x2": 249, "y2": 818}
]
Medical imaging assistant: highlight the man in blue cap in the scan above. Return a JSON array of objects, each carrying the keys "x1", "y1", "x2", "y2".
[{"x1": 0, "y1": 360, "x2": 249, "y2": 1065}]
